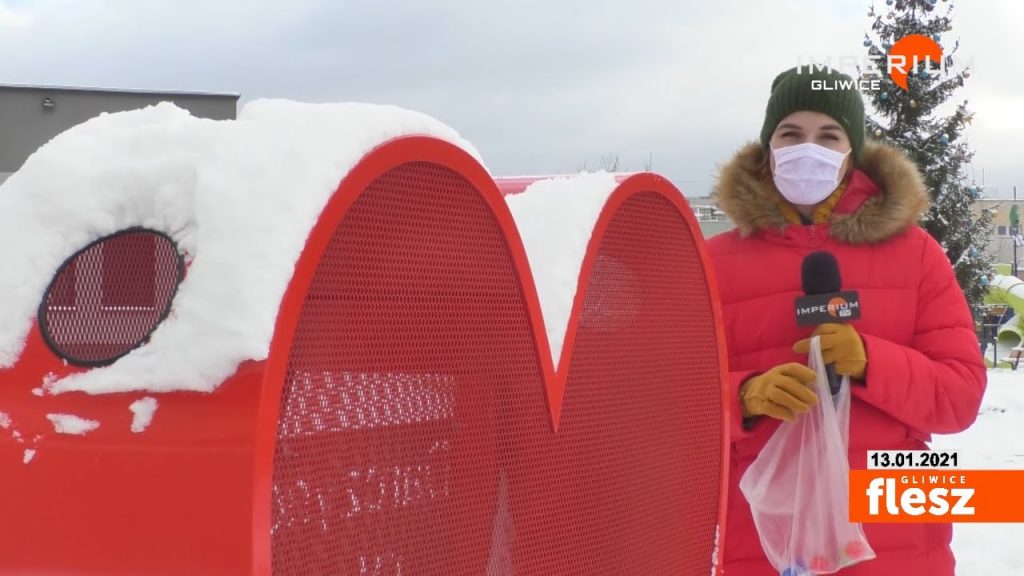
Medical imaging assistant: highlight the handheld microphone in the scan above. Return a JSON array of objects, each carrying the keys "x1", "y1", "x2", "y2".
[{"x1": 795, "y1": 251, "x2": 861, "y2": 395}]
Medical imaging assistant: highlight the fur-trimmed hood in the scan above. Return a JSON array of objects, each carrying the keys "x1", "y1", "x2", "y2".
[{"x1": 712, "y1": 140, "x2": 929, "y2": 244}]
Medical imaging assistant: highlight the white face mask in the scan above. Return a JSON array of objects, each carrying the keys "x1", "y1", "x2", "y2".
[{"x1": 771, "y1": 142, "x2": 850, "y2": 206}]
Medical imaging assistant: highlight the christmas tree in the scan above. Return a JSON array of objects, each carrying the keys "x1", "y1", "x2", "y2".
[{"x1": 860, "y1": 0, "x2": 994, "y2": 311}]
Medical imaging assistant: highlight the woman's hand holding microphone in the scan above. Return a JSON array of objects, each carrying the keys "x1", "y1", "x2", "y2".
[
  {"x1": 740, "y1": 323, "x2": 867, "y2": 423},
  {"x1": 793, "y1": 323, "x2": 867, "y2": 380}
]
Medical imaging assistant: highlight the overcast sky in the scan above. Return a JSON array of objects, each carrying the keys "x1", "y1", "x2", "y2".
[{"x1": 1, "y1": 0, "x2": 1020, "y2": 197}]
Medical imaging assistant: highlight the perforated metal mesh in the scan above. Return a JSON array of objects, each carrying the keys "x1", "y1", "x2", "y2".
[
  {"x1": 271, "y1": 166, "x2": 722, "y2": 575},
  {"x1": 40, "y1": 229, "x2": 183, "y2": 366},
  {"x1": 504, "y1": 192, "x2": 722, "y2": 575},
  {"x1": 271, "y1": 163, "x2": 511, "y2": 575}
]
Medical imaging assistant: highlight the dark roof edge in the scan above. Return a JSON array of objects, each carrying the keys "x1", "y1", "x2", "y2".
[{"x1": 0, "y1": 83, "x2": 240, "y2": 99}]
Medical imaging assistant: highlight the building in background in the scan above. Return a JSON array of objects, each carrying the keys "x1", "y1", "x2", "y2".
[
  {"x1": 688, "y1": 196, "x2": 734, "y2": 237},
  {"x1": 0, "y1": 84, "x2": 239, "y2": 184},
  {"x1": 976, "y1": 198, "x2": 1024, "y2": 274}
]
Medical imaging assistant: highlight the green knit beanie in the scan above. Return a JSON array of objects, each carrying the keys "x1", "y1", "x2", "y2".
[{"x1": 759, "y1": 66, "x2": 865, "y2": 160}]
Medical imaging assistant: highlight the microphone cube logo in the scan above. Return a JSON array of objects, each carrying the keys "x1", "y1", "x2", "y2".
[
  {"x1": 795, "y1": 291, "x2": 861, "y2": 326},
  {"x1": 827, "y1": 297, "x2": 855, "y2": 319}
]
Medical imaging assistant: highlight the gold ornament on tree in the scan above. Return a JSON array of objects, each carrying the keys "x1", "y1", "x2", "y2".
[
  {"x1": 909, "y1": 99, "x2": 918, "y2": 108},
  {"x1": 961, "y1": 112, "x2": 975, "y2": 126},
  {"x1": 875, "y1": 128, "x2": 884, "y2": 137}
]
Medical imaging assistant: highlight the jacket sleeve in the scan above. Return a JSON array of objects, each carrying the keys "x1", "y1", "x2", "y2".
[
  {"x1": 852, "y1": 234, "x2": 987, "y2": 434},
  {"x1": 729, "y1": 369, "x2": 761, "y2": 442}
]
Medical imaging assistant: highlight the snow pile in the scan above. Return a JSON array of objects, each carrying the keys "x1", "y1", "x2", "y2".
[
  {"x1": 46, "y1": 414, "x2": 100, "y2": 436},
  {"x1": 932, "y1": 369, "x2": 1024, "y2": 574},
  {"x1": 129, "y1": 397, "x2": 158, "y2": 433},
  {"x1": 0, "y1": 100, "x2": 479, "y2": 395},
  {"x1": 504, "y1": 172, "x2": 619, "y2": 368}
]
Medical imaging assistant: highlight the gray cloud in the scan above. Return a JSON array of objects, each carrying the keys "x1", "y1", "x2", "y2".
[{"x1": 0, "y1": 0, "x2": 1018, "y2": 197}]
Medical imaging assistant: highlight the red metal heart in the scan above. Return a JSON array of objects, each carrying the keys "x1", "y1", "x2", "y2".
[
  {"x1": 255, "y1": 137, "x2": 729, "y2": 575},
  {"x1": 0, "y1": 136, "x2": 728, "y2": 576}
]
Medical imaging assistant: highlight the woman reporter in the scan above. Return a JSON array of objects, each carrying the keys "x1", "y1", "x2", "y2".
[{"x1": 706, "y1": 66, "x2": 986, "y2": 575}]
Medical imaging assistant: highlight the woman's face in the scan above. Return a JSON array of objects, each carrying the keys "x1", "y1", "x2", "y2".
[{"x1": 769, "y1": 111, "x2": 853, "y2": 178}]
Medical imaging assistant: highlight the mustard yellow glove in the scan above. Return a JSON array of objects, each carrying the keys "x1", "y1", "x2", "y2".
[
  {"x1": 739, "y1": 362, "x2": 819, "y2": 422},
  {"x1": 793, "y1": 323, "x2": 867, "y2": 379}
]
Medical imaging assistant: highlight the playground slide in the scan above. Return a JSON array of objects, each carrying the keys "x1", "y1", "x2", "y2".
[{"x1": 984, "y1": 274, "x2": 1024, "y2": 358}]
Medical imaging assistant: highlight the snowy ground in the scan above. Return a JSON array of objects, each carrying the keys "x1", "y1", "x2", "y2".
[{"x1": 931, "y1": 369, "x2": 1024, "y2": 575}]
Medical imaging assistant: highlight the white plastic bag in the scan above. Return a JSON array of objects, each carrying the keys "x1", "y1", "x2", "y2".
[{"x1": 738, "y1": 336, "x2": 875, "y2": 575}]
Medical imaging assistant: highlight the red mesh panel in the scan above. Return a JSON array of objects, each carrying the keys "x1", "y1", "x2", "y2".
[
  {"x1": 49, "y1": 260, "x2": 78, "y2": 308},
  {"x1": 271, "y1": 167, "x2": 722, "y2": 575},
  {"x1": 101, "y1": 232, "x2": 158, "y2": 308},
  {"x1": 40, "y1": 229, "x2": 183, "y2": 366},
  {"x1": 504, "y1": 192, "x2": 722, "y2": 574},
  {"x1": 272, "y1": 163, "x2": 513, "y2": 575}
]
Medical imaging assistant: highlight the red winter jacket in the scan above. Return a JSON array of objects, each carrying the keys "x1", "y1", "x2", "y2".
[{"x1": 706, "y1": 141, "x2": 987, "y2": 576}]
